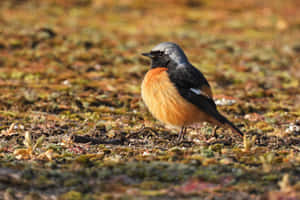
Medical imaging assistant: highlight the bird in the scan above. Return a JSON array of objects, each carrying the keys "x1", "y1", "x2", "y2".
[{"x1": 141, "y1": 42, "x2": 243, "y2": 142}]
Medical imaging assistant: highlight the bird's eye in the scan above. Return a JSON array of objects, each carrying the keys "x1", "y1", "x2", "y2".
[{"x1": 150, "y1": 51, "x2": 164, "y2": 57}]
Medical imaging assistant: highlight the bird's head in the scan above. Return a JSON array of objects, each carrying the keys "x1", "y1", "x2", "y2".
[{"x1": 142, "y1": 42, "x2": 189, "y2": 69}]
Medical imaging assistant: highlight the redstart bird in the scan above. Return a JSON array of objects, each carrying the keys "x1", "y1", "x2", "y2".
[{"x1": 141, "y1": 42, "x2": 243, "y2": 141}]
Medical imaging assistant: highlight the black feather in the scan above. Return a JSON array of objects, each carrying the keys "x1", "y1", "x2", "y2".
[
  {"x1": 167, "y1": 63, "x2": 243, "y2": 136},
  {"x1": 168, "y1": 63, "x2": 210, "y2": 90}
]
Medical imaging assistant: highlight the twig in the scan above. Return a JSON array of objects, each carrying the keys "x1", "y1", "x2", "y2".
[
  {"x1": 71, "y1": 135, "x2": 125, "y2": 145},
  {"x1": 128, "y1": 125, "x2": 159, "y2": 138}
]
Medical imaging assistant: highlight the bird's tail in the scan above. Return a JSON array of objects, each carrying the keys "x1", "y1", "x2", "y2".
[{"x1": 217, "y1": 113, "x2": 244, "y2": 137}]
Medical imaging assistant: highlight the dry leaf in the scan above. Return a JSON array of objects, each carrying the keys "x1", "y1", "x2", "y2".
[{"x1": 13, "y1": 148, "x2": 32, "y2": 160}]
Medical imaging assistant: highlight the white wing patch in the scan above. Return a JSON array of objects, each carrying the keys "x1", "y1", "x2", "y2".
[
  {"x1": 190, "y1": 88, "x2": 211, "y2": 99},
  {"x1": 190, "y1": 88, "x2": 203, "y2": 95}
]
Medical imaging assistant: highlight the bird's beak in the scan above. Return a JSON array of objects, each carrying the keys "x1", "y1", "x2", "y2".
[{"x1": 141, "y1": 52, "x2": 151, "y2": 57}]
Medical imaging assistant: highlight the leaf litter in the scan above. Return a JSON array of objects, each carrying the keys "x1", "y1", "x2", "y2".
[{"x1": 0, "y1": 0, "x2": 300, "y2": 199}]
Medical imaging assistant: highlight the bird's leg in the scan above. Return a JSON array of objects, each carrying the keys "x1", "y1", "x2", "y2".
[
  {"x1": 177, "y1": 126, "x2": 186, "y2": 143},
  {"x1": 212, "y1": 126, "x2": 220, "y2": 138}
]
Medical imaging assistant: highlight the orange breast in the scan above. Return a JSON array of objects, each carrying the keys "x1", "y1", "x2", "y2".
[{"x1": 141, "y1": 67, "x2": 210, "y2": 127}]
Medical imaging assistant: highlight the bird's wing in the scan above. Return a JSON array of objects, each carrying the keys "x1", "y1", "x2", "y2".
[
  {"x1": 168, "y1": 64, "x2": 213, "y2": 97},
  {"x1": 168, "y1": 64, "x2": 244, "y2": 136},
  {"x1": 168, "y1": 64, "x2": 220, "y2": 118}
]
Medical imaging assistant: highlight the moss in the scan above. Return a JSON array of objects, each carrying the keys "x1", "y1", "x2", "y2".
[{"x1": 60, "y1": 191, "x2": 83, "y2": 200}]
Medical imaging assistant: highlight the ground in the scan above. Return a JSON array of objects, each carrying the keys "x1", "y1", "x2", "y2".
[{"x1": 0, "y1": 0, "x2": 300, "y2": 199}]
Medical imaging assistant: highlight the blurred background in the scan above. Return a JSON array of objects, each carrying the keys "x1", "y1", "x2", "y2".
[
  {"x1": 0, "y1": 0, "x2": 299, "y2": 112},
  {"x1": 0, "y1": 0, "x2": 299, "y2": 121}
]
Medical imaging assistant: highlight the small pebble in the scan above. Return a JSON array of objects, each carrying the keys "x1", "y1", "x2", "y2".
[
  {"x1": 142, "y1": 151, "x2": 151, "y2": 156},
  {"x1": 285, "y1": 123, "x2": 300, "y2": 133},
  {"x1": 215, "y1": 98, "x2": 236, "y2": 106}
]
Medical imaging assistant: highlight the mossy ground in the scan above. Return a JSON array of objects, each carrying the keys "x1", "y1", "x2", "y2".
[{"x1": 0, "y1": 0, "x2": 300, "y2": 199}]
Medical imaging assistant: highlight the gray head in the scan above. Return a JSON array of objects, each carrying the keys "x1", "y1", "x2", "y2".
[{"x1": 142, "y1": 42, "x2": 190, "y2": 69}]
